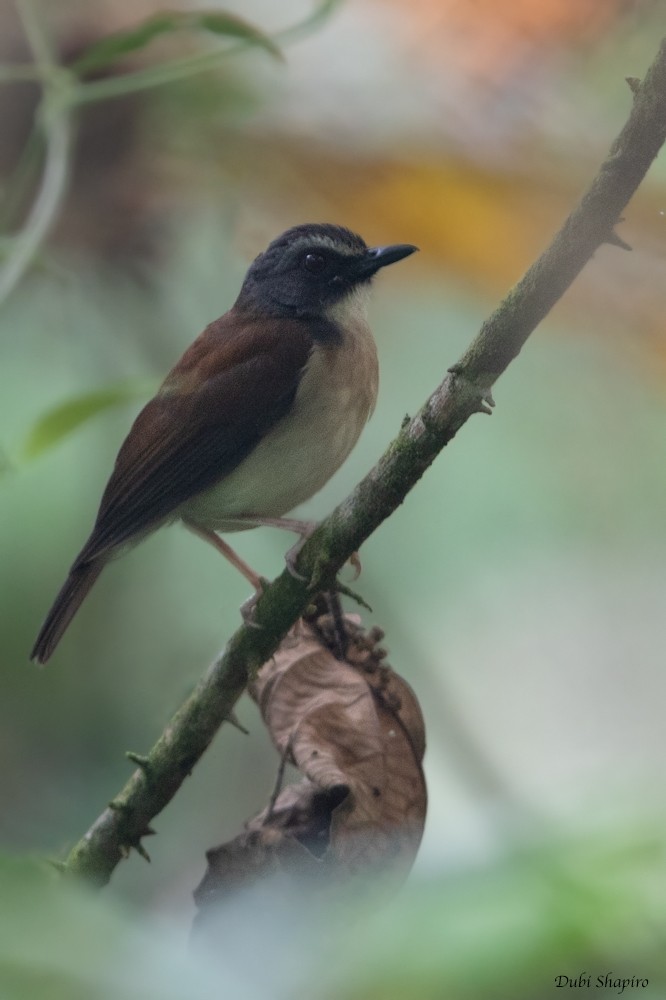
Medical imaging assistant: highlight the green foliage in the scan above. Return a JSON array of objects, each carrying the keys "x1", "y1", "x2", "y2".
[
  {"x1": 70, "y1": 10, "x2": 282, "y2": 79},
  {"x1": 1, "y1": 832, "x2": 665, "y2": 999},
  {"x1": 0, "y1": 1, "x2": 341, "y2": 306},
  {"x1": 22, "y1": 381, "x2": 155, "y2": 459},
  {"x1": 0, "y1": 853, "x2": 198, "y2": 1000},
  {"x1": 0, "y1": 443, "x2": 13, "y2": 477}
]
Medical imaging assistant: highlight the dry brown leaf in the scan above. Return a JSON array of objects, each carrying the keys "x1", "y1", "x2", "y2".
[
  {"x1": 252, "y1": 617, "x2": 426, "y2": 880},
  {"x1": 195, "y1": 601, "x2": 427, "y2": 913}
]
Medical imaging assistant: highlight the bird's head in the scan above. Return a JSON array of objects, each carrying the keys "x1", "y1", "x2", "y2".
[{"x1": 237, "y1": 223, "x2": 417, "y2": 319}]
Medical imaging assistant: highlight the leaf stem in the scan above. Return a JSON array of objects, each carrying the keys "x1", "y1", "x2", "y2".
[
  {"x1": 14, "y1": 0, "x2": 57, "y2": 71},
  {"x1": 0, "y1": 63, "x2": 44, "y2": 82},
  {"x1": 70, "y1": 0, "x2": 342, "y2": 105},
  {"x1": 0, "y1": 2, "x2": 74, "y2": 306},
  {"x1": 0, "y1": 105, "x2": 72, "y2": 306}
]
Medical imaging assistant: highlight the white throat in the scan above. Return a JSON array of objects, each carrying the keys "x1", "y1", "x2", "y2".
[{"x1": 325, "y1": 285, "x2": 372, "y2": 327}]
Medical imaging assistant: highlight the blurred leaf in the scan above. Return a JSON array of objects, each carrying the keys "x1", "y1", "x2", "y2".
[
  {"x1": 195, "y1": 12, "x2": 281, "y2": 56},
  {"x1": 0, "y1": 443, "x2": 14, "y2": 477},
  {"x1": 0, "y1": 853, "x2": 57, "y2": 894},
  {"x1": 3, "y1": 830, "x2": 666, "y2": 1000},
  {"x1": 300, "y1": 0, "x2": 344, "y2": 32},
  {"x1": 23, "y1": 381, "x2": 154, "y2": 459},
  {"x1": 0, "y1": 852, "x2": 282, "y2": 1000},
  {"x1": 71, "y1": 9, "x2": 281, "y2": 78},
  {"x1": 327, "y1": 836, "x2": 666, "y2": 1000}
]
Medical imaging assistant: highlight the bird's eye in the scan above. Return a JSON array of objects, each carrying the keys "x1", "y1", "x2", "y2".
[{"x1": 304, "y1": 252, "x2": 326, "y2": 274}]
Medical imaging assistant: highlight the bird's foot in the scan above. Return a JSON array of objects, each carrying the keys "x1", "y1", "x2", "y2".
[
  {"x1": 240, "y1": 577, "x2": 270, "y2": 629},
  {"x1": 237, "y1": 516, "x2": 317, "y2": 582},
  {"x1": 348, "y1": 551, "x2": 362, "y2": 580},
  {"x1": 284, "y1": 530, "x2": 316, "y2": 582},
  {"x1": 285, "y1": 532, "x2": 362, "y2": 585},
  {"x1": 235, "y1": 515, "x2": 362, "y2": 585}
]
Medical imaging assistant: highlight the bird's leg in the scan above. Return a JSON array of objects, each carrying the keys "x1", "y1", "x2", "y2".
[
  {"x1": 247, "y1": 517, "x2": 316, "y2": 580},
  {"x1": 182, "y1": 519, "x2": 263, "y2": 590},
  {"x1": 230, "y1": 516, "x2": 315, "y2": 580},
  {"x1": 239, "y1": 591, "x2": 264, "y2": 630},
  {"x1": 245, "y1": 516, "x2": 315, "y2": 536},
  {"x1": 239, "y1": 516, "x2": 362, "y2": 581}
]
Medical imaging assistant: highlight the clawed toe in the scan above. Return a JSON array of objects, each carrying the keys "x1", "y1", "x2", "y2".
[
  {"x1": 286, "y1": 542, "x2": 361, "y2": 586},
  {"x1": 240, "y1": 579, "x2": 269, "y2": 629},
  {"x1": 348, "y1": 551, "x2": 362, "y2": 579},
  {"x1": 285, "y1": 540, "x2": 308, "y2": 581}
]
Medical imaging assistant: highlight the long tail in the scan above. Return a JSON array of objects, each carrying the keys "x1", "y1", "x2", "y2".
[{"x1": 31, "y1": 560, "x2": 104, "y2": 664}]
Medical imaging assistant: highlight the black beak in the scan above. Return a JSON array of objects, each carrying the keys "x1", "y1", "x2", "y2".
[{"x1": 357, "y1": 243, "x2": 418, "y2": 278}]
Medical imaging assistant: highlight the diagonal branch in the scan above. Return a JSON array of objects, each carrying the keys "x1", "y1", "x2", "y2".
[{"x1": 64, "y1": 40, "x2": 666, "y2": 886}]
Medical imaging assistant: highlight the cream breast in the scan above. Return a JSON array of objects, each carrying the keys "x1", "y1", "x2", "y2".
[{"x1": 181, "y1": 295, "x2": 378, "y2": 532}]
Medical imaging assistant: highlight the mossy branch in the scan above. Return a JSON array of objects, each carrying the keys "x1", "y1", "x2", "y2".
[{"x1": 65, "y1": 40, "x2": 666, "y2": 886}]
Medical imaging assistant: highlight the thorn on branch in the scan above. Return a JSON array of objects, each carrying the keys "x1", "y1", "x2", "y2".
[
  {"x1": 133, "y1": 841, "x2": 152, "y2": 863},
  {"x1": 126, "y1": 751, "x2": 152, "y2": 774},
  {"x1": 48, "y1": 859, "x2": 68, "y2": 873},
  {"x1": 447, "y1": 366, "x2": 496, "y2": 415},
  {"x1": 108, "y1": 798, "x2": 130, "y2": 813},
  {"x1": 605, "y1": 229, "x2": 632, "y2": 251},
  {"x1": 226, "y1": 711, "x2": 249, "y2": 735},
  {"x1": 119, "y1": 826, "x2": 156, "y2": 864},
  {"x1": 476, "y1": 389, "x2": 496, "y2": 416},
  {"x1": 626, "y1": 76, "x2": 641, "y2": 96}
]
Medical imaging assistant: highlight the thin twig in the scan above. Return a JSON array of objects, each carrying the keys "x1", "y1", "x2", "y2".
[
  {"x1": 15, "y1": 0, "x2": 56, "y2": 70},
  {"x1": 69, "y1": 0, "x2": 340, "y2": 106},
  {"x1": 0, "y1": 63, "x2": 44, "y2": 82},
  {"x1": 70, "y1": 43, "x2": 274, "y2": 105},
  {"x1": 0, "y1": 106, "x2": 72, "y2": 305},
  {"x1": 64, "y1": 41, "x2": 666, "y2": 886},
  {"x1": 0, "y1": 0, "x2": 338, "y2": 304},
  {"x1": 265, "y1": 741, "x2": 292, "y2": 822},
  {"x1": 0, "y1": 1, "x2": 74, "y2": 306}
]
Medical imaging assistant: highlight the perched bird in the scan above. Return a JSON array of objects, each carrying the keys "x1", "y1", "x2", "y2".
[{"x1": 31, "y1": 223, "x2": 417, "y2": 664}]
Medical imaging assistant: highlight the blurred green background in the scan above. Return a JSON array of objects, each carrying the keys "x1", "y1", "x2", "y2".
[{"x1": 2, "y1": 0, "x2": 666, "y2": 996}]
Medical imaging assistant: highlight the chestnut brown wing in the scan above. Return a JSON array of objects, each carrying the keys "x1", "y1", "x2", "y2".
[{"x1": 74, "y1": 315, "x2": 313, "y2": 567}]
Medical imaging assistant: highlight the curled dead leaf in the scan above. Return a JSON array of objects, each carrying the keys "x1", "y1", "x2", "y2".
[{"x1": 194, "y1": 597, "x2": 427, "y2": 914}]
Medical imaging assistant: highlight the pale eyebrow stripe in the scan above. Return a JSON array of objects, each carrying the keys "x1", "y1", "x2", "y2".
[{"x1": 288, "y1": 235, "x2": 361, "y2": 257}]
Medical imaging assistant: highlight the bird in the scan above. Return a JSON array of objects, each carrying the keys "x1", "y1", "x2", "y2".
[{"x1": 31, "y1": 223, "x2": 417, "y2": 664}]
